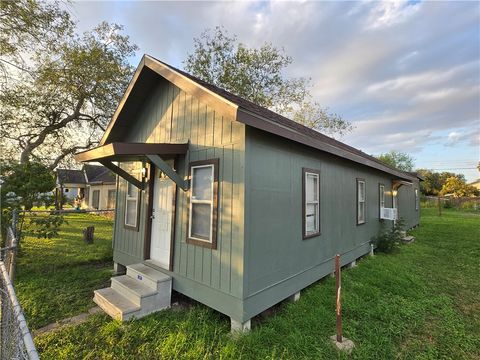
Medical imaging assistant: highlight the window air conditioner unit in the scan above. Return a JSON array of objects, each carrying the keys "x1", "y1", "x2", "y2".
[{"x1": 380, "y1": 207, "x2": 397, "y2": 220}]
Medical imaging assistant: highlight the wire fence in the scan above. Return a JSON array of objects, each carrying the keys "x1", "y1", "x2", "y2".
[
  {"x1": 0, "y1": 223, "x2": 39, "y2": 360},
  {"x1": 421, "y1": 196, "x2": 480, "y2": 211}
]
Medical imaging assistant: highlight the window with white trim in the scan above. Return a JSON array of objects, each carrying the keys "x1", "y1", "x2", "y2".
[
  {"x1": 379, "y1": 184, "x2": 385, "y2": 219},
  {"x1": 125, "y1": 182, "x2": 139, "y2": 228},
  {"x1": 303, "y1": 168, "x2": 320, "y2": 239},
  {"x1": 188, "y1": 159, "x2": 218, "y2": 248},
  {"x1": 92, "y1": 189, "x2": 100, "y2": 210},
  {"x1": 415, "y1": 188, "x2": 419, "y2": 211},
  {"x1": 357, "y1": 179, "x2": 366, "y2": 224}
]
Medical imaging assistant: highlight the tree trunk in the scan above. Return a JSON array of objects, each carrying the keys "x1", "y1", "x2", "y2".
[{"x1": 83, "y1": 226, "x2": 94, "y2": 244}]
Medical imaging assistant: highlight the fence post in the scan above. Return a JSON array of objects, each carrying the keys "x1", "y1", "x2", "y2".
[
  {"x1": 437, "y1": 196, "x2": 442, "y2": 217},
  {"x1": 12, "y1": 209, "x2": 18, "y2": 238},
  {"x1": 335, "y1": 254, "x2": 342, "y2": 343}
]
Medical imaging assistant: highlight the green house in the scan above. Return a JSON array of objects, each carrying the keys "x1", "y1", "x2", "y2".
[{"x1": 76, "y1": 55, "x2": 421, "y2": 332}]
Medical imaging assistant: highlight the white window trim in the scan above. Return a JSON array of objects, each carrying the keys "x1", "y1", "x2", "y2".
[
  {"x1": 357, "y1": 179, "x2": 366, "y2": 224},
  {"x1": 125, "y1": 182, "x2": 139, "y2": 228},
  {"x1": 188, "y1": 164, "x2": 214, "y2": 243},
  {"x1": 379, "y1": 184, "x2": 385, "y2": 219},
  {"x1": 415, "y1": 188, "x2": 419, "y2": 211},
  {"x1": 92, "y1": 189, "x2": 100, "y2": 210},
  {"x1": 304, "y1": 171, "x2": 320, "y2": 237}
]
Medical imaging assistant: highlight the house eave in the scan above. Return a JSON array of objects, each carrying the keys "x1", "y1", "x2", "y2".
[
  {"x1": 237, "y1": 108, "x2": 416, "y2": 181},
  {"x1": 100, "y1": 55, "x2": 238, "y2": 145}
]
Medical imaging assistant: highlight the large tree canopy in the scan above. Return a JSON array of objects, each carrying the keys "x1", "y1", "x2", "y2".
[
  {"x1": 440, "y1": 177, "x2": 478, "y2": 197},
  {"x1": 417, "y1": 169, "x2": 468, "y2": 196},
  {"x1": 0, "y1": 0, "x2": 72, "y2": 71},
  {"x1": 184, "y1": 27, "x2": 353, "y2": 139},
  {"x1": 1, "y1": 1, "x2": 138, "y2": 168},
  {"x1": 375, "y1": 151, "x2": 415, "y2": 172}
]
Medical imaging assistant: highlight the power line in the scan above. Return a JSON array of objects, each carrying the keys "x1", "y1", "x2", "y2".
[{"x1": 427, "y1": 167, "x2": 477, "y2": 170}]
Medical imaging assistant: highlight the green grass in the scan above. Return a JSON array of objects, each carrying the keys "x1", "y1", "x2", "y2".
[
  {"x1": 15, "y1": 212, "x2": 114, "y2": 330},
  {"x1": 32, "y1": 209, "x2": 479, "y2": 359}
]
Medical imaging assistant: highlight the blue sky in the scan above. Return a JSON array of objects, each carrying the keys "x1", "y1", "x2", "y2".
[{"x1": 69, "y1": 0, "x2": 479, "y2": 182}]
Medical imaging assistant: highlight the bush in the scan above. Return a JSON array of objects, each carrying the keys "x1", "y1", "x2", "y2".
[
  {"x1": 459, "y1": 200, "x2": 480, "y2": 211},
  {"x1": 372, "y1": 218, "x2": 405, "y2": 253},
  {"x1": 443, "y1": 200, "x2": 453, "y2": 209}
]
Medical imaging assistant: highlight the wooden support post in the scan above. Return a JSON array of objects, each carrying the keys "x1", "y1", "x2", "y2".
[
  {"x1": 83, "y1": 226, "x2": 95, "y2": 244},
  {"x1": 59, "y1": 186, "x2": 64, "y2": 210},
  {"x1": 335, "y1": 254, "x2": 342, "y2": 343},
  {"x1": 146, "y1": 155, "x2": 188, "y2": 191}
]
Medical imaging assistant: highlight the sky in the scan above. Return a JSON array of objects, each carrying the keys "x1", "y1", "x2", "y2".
[{"x1": 68, "y1": 0, "x2": 479, "y2": 182}]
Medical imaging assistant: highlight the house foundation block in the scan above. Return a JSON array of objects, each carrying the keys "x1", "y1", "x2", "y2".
[
  {"x1": 330, "y1": 335, "x2": 355, "y2": 354},
  {"x1": 370, "y1": 244, "x2": 374, "y2": 257},
  {"x1": 231, "y1": 318, "x2": 251, "y2": 333},
  {"x1": 287, "y1": 291, "x2": 301, "y2": 303},
  {"x1": 348, "y1": 260, "x2": 357, "y2": 268},
  {"x1": 113, "y1": 262, "x2": 126, "y2": 275}
]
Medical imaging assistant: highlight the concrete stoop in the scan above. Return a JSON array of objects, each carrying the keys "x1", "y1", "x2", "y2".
[
  {"x1": 401, "y1": 235, "x2": 415, "y2": 244},
  {"x1": 93, "y1": 263, "x2": 172, "y2": 321}
]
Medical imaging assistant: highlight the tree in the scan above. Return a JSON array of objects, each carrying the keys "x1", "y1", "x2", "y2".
[
  {"x1": 376, "y1": 151, "x2": 415, "y2": 172},
  {"x1": 440, "y1": 177, "x2": 477, "y2": 197},
  {"x1": 0, "y1": 161, "x2": 55, "y2": 211},
  {"x1": 417, "y1": 169, "x2": 468, "y2": 196},
  {"x1": 291, "y1": 101, "x2": 354, "y2": 138},
  {"x1": 0, "y1": 161, "x2": 62, "y2": 240},
  {"x1": 1, "y1": 1, "x2": 138, "y2": 168},
  {"x1": 0, "y1": 0, "x2": 73, "y2": 73},
  {"x1": 184, "y1": 26, "x2": 353, "y2": 139}
]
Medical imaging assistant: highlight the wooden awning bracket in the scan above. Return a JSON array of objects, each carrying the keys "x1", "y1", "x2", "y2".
[
  {"x1": 99, "y1": 160, "x2": 145, "y2": 190},
  {"x1": 392, "y1": 179, "x2": 412, "y2": 191},
  {"x1": 146, "y1": 155, "x2": 188, "y2": 191}
]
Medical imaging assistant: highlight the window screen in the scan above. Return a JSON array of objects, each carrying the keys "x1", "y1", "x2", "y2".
[
  {"x1": 187, "y1": 159, "x2": 219, "y2": 248},
  {"x1": 303, "y1": 168, "x2": 320, "y2": 239},
  {"x1": 357, "y1": 179, "x2": 366, "y2": 224}
]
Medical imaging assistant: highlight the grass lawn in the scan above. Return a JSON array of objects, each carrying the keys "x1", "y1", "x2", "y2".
[
  {"x1": 15, "y1": 212, "x2": 114, "y2": 330},
  {"x1": 32, "y1": 208, "x2": 479, "y2": 359}
]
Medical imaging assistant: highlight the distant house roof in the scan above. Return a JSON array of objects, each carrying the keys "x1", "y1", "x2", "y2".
[
  {"x1": 83, "y1": 164, "x2": 116, "y2": 184},
  {"x1": 56, "y1": 169, "x2": 85, "y2": 185},
  {"x1": 100, "y1": 55, "x2": 417, "y2": 182},
  {"x1": 468, "y1": 179, "x2": 480, "y2": 189},
  {"x1": 56, "y1": 165, "x2": 115, "y2": 186}
]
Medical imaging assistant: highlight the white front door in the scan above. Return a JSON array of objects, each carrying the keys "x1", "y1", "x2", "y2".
[{"x1": 150, "y1": 168, "x2": 175, "y2": 269}]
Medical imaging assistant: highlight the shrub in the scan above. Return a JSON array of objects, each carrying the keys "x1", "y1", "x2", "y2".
[
  {"x1": 372, "y1": 218, "x2": 405, "y2": 253},
  {"x1": 443, "y1": 200, "x2": 453, "y2": 209}
]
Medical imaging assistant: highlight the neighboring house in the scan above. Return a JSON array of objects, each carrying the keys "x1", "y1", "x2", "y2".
[
  {"x1": 83, "y1": 164, "x2": 117, "y2": 210},
  {"x1": 55, "y1": 169, "x2": 86, "y2": 204},
  {"x1": 55, "y1": 165, "x2": 116, "y2": 210},
  {"x1": 75, "y1": 55, "x2": 421, "y2": 332},
  {"x1": 468, "y1": 179, "x2": 480, "y2": 191}
]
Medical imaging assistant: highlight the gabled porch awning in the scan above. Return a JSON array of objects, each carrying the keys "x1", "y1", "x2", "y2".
[
  {"x1": 392, "y1": 179, "x2": 413, "y2": 191},
  {"x1": 74, "y1": 142, "x2": 189, "y2": 191}
]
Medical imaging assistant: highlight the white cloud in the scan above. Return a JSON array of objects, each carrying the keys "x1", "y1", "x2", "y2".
[
  {"x1": 446, "y1": 131, "x2": 462, "y2": 146},
  {"x1": 68, "y1": 0, "x2": 479, "y2": 170},
  {"x1": 366, "y1": 1, "x2": 422, "y2": 30}
]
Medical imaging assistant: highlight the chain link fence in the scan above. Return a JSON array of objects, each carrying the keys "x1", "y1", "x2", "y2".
[
  {"x1": 421, "y1": 195, "x2": 480, "y2": 211},
  {"x1": 0, "y1": 224, "x2": 39, "y2": 360}
]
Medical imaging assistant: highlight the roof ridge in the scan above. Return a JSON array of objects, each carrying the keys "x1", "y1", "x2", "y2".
[{"x1": 150, "y1": 55, "x2": 412, "y2": 178}]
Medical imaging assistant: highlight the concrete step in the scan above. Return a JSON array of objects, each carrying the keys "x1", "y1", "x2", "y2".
[
  {"x1": 93, "y1": 288, "x2": 140, "y2": 321},
  {"x1": 127, "y1": 263, "x2": 171, "y2": 291},
  {"x1": 111, "y1": 275, "x2": 157, "y2": 306},
  {"x1": 402, "y1": 235, "x2": 415, "y2": 244}
]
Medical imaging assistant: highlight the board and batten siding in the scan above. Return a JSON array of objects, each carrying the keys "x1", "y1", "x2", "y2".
[
  {"x1": 397, "y1": 179, "x2": 420, "y2": 229},
  {"x1": 113, "y1": 78, "x2": 246, "y2": 301},
  {"x1": 113, "y1": 161, "x2": 148, "y2": 266},
  {"x1": 242, "y1": 127, "x2": 396, "y2": 320}
]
